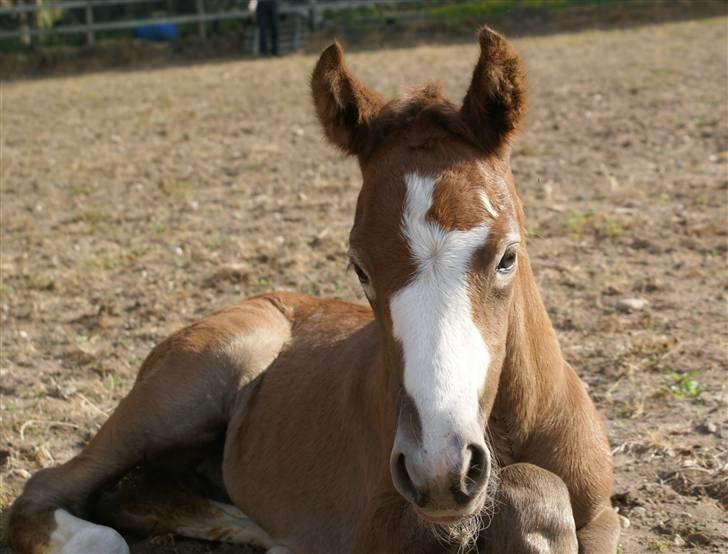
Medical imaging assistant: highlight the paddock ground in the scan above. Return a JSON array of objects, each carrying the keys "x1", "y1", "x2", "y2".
[{"x1": 1, "y1": 16, "x2": 727, "y2": 553}]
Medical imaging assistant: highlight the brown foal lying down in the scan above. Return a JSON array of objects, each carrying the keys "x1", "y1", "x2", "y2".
[{"x1": 8, "y1": 27, "x2": 620, "y2": 554}]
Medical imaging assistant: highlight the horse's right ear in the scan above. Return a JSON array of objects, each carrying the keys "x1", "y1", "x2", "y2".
[
  {"x1": 311, "y1": 42, "x2": 383, "y2": 156},
  {"x1": 460, "y1": 27, "x2": 527, "y2": 156}
]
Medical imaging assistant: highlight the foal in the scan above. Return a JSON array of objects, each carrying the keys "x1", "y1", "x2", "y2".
[{"x1": 8, "y1": 28, "x2": 620, "y2": 553}]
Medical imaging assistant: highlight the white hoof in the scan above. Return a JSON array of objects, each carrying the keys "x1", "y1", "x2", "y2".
[{"x1": 50, "y1": 509, "x2": 129, "y2": 554}]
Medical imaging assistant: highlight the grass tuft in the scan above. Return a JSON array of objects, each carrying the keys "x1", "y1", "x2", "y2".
[{"x1": 657, "y1": 370, "x2": 704, "y2": 400}]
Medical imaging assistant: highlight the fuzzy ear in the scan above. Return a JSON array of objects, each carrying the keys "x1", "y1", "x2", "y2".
[
  {"x1": 460, "y1": 27, "x2": 527, "y2": 155},
  {"x1": 311, "y1": 42, "x2": 384, "y2": 156}
]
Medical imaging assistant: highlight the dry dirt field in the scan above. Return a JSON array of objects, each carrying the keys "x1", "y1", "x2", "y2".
[{"x1": 1, "y1": 16, "x2": 727, "y2": 554}]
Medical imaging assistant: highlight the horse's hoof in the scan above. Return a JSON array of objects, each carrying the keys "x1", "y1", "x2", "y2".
[{"x1": 50, "y1": 509, "x2": 130, "y2": 554}]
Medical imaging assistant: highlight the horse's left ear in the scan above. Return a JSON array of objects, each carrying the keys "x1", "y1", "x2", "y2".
[
  {"x1": 460, "y1": 27, "x2": 527, "y2": 156},
  {"x1": 311, "y1": 41, "x2": 384, "y2": 156}
]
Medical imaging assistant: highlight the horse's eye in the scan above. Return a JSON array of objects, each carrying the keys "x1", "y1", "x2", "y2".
[
  {"x1": 497, "y1": 249, "x2": 517, "y2": 273},
  {"x1": 352, "y1": 263, "x2": 370, "y2": 285}
]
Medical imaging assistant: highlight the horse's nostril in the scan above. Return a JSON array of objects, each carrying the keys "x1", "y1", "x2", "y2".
[
  {"x1": 393, "y1": 453, "x2": 428, "y2": 507},
  {"x1": 452, "y1": 443, "x2": 489, "y2": 506},
  {"x1": 465, "y1": 443, "x2": 488, "y2": 494}
]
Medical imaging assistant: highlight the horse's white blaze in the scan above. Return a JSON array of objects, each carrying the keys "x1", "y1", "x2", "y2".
[
  {"x1": 390, "y1": 173, "x2": 490, "y2": 472},
  {"x1": 49, "y1": 509, "x2": 129, "y2": 554}
]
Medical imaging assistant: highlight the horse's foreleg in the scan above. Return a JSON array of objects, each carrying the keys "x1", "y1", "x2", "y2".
[
  {"x1": 576, "y1": 504, "x2": 620, "y2": 554},
  {"x1": 480, "y1": 463, "x2": 578, "y2": 554},
  {"x1": 94, "y1": 468, "x2": 275, "y2": 549},
  {"x1": 97, "y1": 467, "x2": 298, "y2": 554},
  {"x1": 8, "y1": 365, "x2": 230, "y2": 554}
]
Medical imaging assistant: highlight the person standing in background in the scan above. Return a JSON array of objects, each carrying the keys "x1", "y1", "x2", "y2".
[{"x1": 249, "y1": 0, "x2": 279, "y2": 56}]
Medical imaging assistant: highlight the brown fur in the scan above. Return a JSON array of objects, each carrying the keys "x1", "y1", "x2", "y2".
[
  {"x1": 461, "y1": 27, "x2": 528, "y2": 155},
  {"x1": 310, "y1": 41, "x2": 383, "y2": 156},
  {"x1": 8, "y1": 27, "x2": 619, "y2": 554},
  {"x1": 479, "y1": 463, "x2": 578, "y2": 553}
]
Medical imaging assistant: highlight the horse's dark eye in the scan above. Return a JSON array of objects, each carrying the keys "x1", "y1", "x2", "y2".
[
  {"x1": 352, "y1": 263, "x2": 369, "y2": 285},
  {"x1": 497, "y1": 250, "x2": 517, "y2": 273}
]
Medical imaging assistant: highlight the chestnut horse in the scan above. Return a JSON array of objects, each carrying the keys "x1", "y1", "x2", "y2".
[{"x1": 8, "y1": 28, "x2": 620, "y2": 554}]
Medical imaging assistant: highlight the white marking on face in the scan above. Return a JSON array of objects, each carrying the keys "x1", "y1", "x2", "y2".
[
  {"x1": 477, "y1": 163, "x2": 501, "y2": 219},
  {"x1": 480, "y1": 190, "x2": 498, "y2": 219},
  {"x1": 390, "y1": 173, "x2": 491, "y2": 472},
  {"x1": 50, "y1": 509, "x2": 129, "y2": 554}
]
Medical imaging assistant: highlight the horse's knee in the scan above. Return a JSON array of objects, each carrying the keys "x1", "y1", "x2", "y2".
[{"x1": 480, "y1": 463, "x2": 577, "y2": 554}]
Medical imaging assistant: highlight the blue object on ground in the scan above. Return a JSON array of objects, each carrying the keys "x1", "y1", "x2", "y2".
[{"x1": 134, "y1": 23, "x2": 178, "y2": 42}]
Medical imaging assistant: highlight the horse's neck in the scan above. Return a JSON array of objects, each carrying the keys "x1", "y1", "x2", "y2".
[
  {"x1": 492, "y1": 255, "x2": 567, "y2": 456},
  {"x1": 357, "y1": 327, "x2": 401, "y2": 458}
]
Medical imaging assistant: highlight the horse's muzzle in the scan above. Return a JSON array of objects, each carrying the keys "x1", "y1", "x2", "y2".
[{"x1": 390, "y1": 440, "x2": 491, "y2": 520}]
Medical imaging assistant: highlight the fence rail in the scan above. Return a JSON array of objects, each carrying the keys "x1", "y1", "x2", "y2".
[
  {"x1": 0, "y1": 7, "x2": 314, "y2": 39},
  {"x1": 0, "y1": 0, "x2": 520, "y2": 46},
  {"x1": 0, "y1": 0, "x2": 318, "y2": 46},
  {"x1": 0, "y1": 0, "x2": 167, "y2": 16}
]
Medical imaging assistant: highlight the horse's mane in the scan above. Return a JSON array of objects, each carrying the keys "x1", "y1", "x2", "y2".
[{"x1": 357, "y1": 82, "x2": 482, "y2": 157}]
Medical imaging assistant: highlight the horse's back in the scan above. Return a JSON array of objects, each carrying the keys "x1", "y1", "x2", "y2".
[{"x1": 136, "y1": 291, "x2": 372, "y2": 391}]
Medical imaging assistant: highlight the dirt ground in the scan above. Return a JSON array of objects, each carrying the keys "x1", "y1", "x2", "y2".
[{"x1": 1, "y1": 16, "x2": 726, "y2": 554}]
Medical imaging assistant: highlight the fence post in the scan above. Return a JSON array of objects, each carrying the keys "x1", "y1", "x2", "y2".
[
  {"x1": 196, "y1": 0, "x2": 207, "y2": 40},
  {"x1": 19, "y1": 8, "x2": 31, "y2": 46},
  {"x1": 308, "y1": 0, "x2": 317, "y2": 31},
  {"x1": 293, "y1": 11, "x2": 301, "y2": 51},
  {"x1": 85, "y1": 0, "x2": 95, "y2": 45}
]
